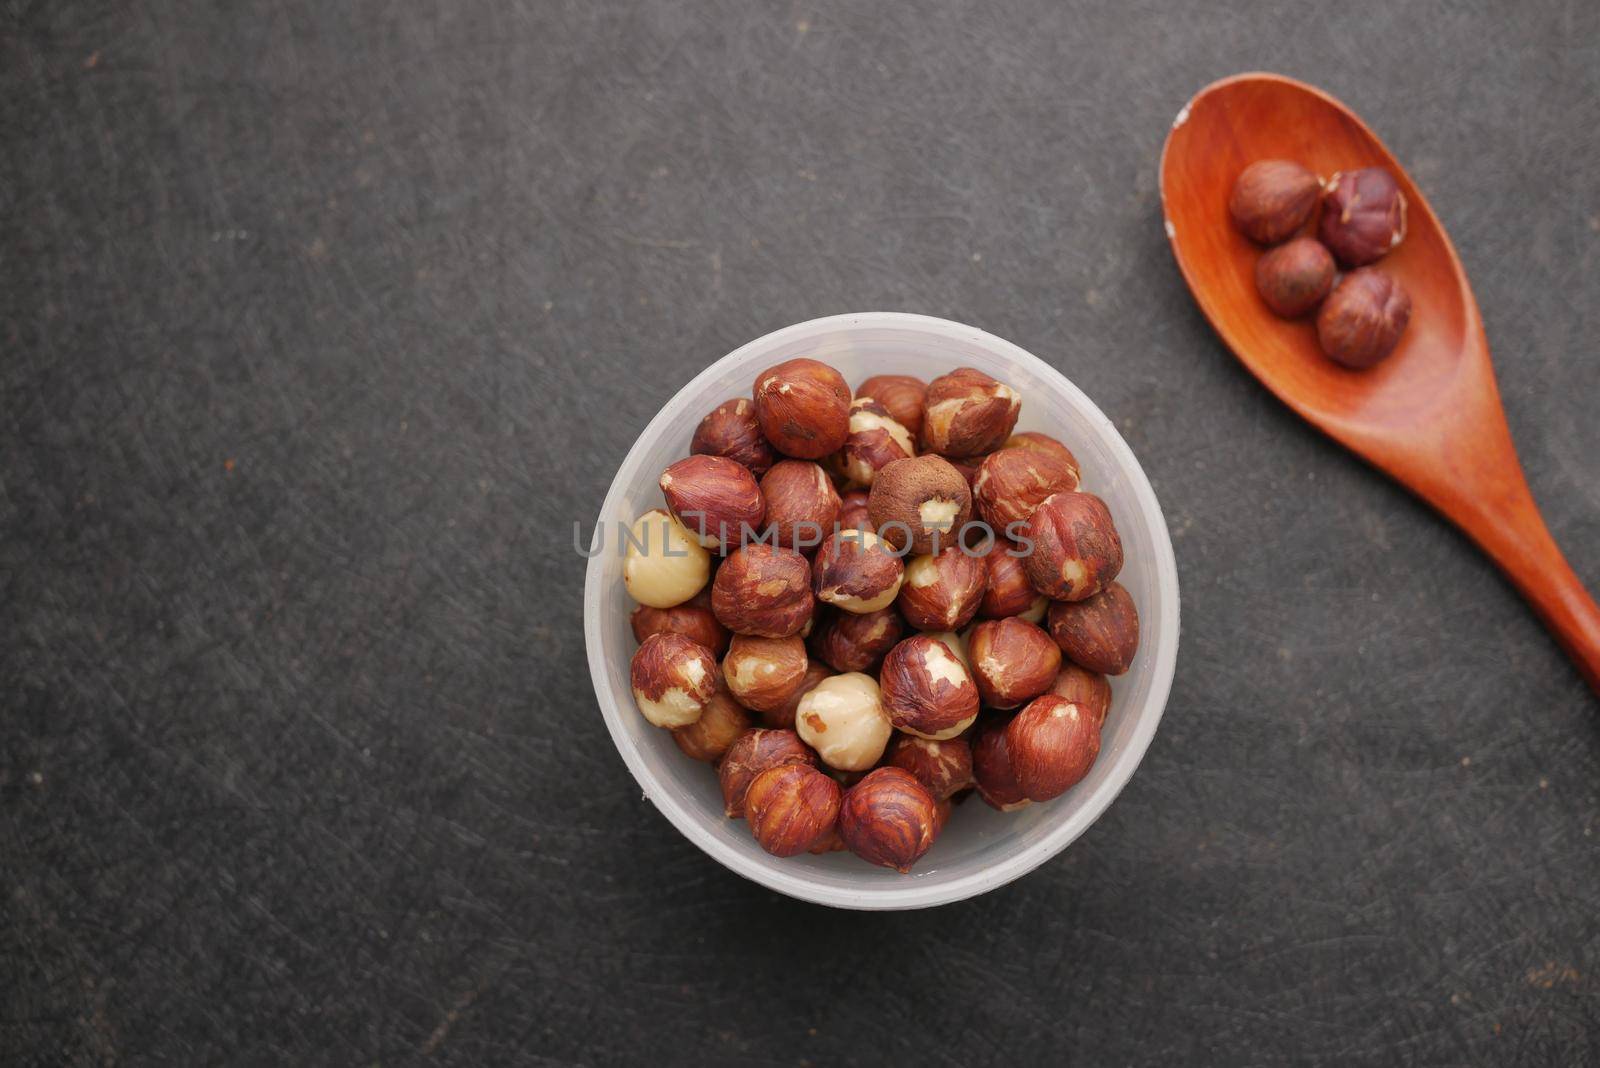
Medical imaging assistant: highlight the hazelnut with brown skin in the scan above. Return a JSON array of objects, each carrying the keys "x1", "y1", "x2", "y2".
[
  {"x1": 1316, "y1": 267, "x2": 1412, "y2": 369},
  {"x1": 972, "y1": 717, "x2": 1030, "y2": 811},
  {"x1": 837, "y1": 766, "x2": 939, "y2": 873},
  {"x1": 1046, "y1": 581, "x2": 1140, "y2": 676},
  {"x1": 811, "y1": 530, "x2": 905, "y2": 614},
  {"x1": 810, "y1": 605, "x2": 902, "y2": 673},
  {"x1": 759, "y1": 460, "x2": 840, "y2": 554},
  {"x1": 837, "y1": 489, "x2": 872, "y2": 532},
  {"x1": 711, "y1": 544, "x2": 815, "y2": 637},
  {"x1": 921, "y1": 367, "x2": 1022, "y2": 457},
  {"x1": 897, "y1": 548, "x2": 987, "y2": 632},
  {"x1": 752, "y1": 358, "x2": 851, "y2": 459},
  {"x1": 1018, "y1": 491, "x2": 1124, "y2": 601},
  {"x1": 722, "y1": 634, "x2": 809, "y2": 713},
  {"x1": 1229, "y1": 159, "x2": 1321, "y2": 245},
  {"x1": 672, "y1": 686, "x2": 753, "y2": 762},
  {"x1": 831, "y1": 397, "x2": 916, "y2": 488},
  {"x1": 1050, "y1": 662, "x2": 1112, "y2": 728},
  {"x1": 718, "y1": 728, "x2": 816, "y2": 818},
  {"x1": 630, "y1": 589, "x2": 730, "y2": 658},
  {"x1": 854, "y1": 374, "x2": 928, "y2": 441},
  {"x1": 761, "y1": 660, "x2": 832, "y2": 730},
  {"x1": 867, "y1": 455, "x2": 974, "y2": 556},
  {"x1": 1255, "y1": 237, "x2": 1336, "y2": 318},
  {"x1": 978, "y1": 540, "x2": 1050, "y2": 622},
  {"x1": 972, "y1": 446, "x2": 1081, "y2": 532},
  {"x1": 879, "y1": 634, "x2": 981, "y2": 740},
  {"x1": 967, "y1": 617, "x2": 1063, "y2": 709},
  {"x1": 1002, "y1": 432, "x2": 1080, "y2": 480},
  {"x1": 794, "y1": 671, "x2": 894, "y2": 771},
  {"x1": 659, "y1": 454, "x2": 766, "y2": 553},
  {"x1": 1005, "y1": 695, "x2": 1101, "y2": 802},
  {"x1": 744, "y1": 763, "x2": 842, "y2": 857},
  {"x1": 886, "y1": 734, "x2": 975, "y2": 801},
  {"x1": 1318, "y1": 167, "x2": 1407, "y2": 267},
  {"x1": 629, "y1": 632, "x2": 720, "y2": 729},
  {"x1": 691, "y1": 397, "x2": 776, "y2": 478}
]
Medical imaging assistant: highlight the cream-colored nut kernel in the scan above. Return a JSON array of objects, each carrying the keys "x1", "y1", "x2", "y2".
[
  {"x1": 622, "y1": 510, "x2": 712, "y2": 609},
  {"x1": 917, "y1": 497, "x2": 962, "y2": 534},
  {"x1": 794, "y1": 672, "x2": 894, "y2": 771}
]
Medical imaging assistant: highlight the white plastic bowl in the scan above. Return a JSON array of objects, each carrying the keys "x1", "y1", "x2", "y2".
[{"x1": 583, "y1": 313, "x2": 1179, "y2": 910}]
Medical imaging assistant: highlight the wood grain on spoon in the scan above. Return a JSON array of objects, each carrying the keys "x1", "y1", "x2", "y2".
[{"x1": 1160, "y1": 71, "x2": 1600, "y2": 694}]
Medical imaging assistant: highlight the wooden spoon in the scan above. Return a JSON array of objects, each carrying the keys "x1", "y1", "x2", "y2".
[{"x1": 1160, "y1": 71, "x2": 1600, "y2": 694}]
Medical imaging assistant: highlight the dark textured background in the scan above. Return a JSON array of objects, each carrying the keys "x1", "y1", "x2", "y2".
[{"x1": 4, "y1": 2, "x2": 1598, "y2": 1064}]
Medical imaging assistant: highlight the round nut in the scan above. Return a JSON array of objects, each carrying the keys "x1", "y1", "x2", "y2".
[
  {"x1": 897, "y1": 548, "x2": 987, "y2": 632},
  {"x1": 752, "y1": 358, "x2": 851, "y2": 459},
  {"x1": 854, "y1": 374, "x2": 927, "y2": 441},
  {"x1": 972, "y1": 446, "x2": 1081, "y2": 532},
  {"x1": 971, "y1": 717, "x2": 1030, "y2": 811},
  {"x1": 711, "y1": 544, "x2": 814, "y2": 637},
  {"x1": 629, "y1": 632, "x2": 719, "y2": 728},
  {"x1": 885, "y1": 734, "x2": 974, "y2": 801},
  {"x1": 921, "y1": 629, "x2": 972, "y2": 671},
  {"x1": 658, "y1": 454, "x2": 766, "y2": 553},
  {"x1": 838, "y1": 488, "x2": 872, "y2": 532},
  {"x1": 1228, "y1": 159, "x2": 1321, "y2": 245},
  {"x1": 722, "y1": 634, "x2": 809, "y2": 713},
  {"x1": 811, "y1": 530, "x2": 905, "y2": 614},
  {"x1": 1018, "y1": 492, "x2": 1124, "y2": 601},
  {"x1": 672, "y1": 685, "x2": 753, "y2": 762},
  {"x1": 1316, "y1": 267, "x2": 1412, "y2": 369},
  {"x1": 718, "y1": 728, "x2": 816, "y2": 818},
  {"x1": 807, "y1": 826, "x2": 848, "y2": 854},
  {"x1": 810, "y1": 605, "x2": 902, "y2": 673},
  {"x1": 744, "y1": 763, "x2": 843, "y2": 857},
  {"x1": 1255, "y1": 237, "x2": 1336, "y2": 318},
  {"x1": 1318, "y1": 166, "x2": 1407, "y2": 267},
  {"x1": 1047, "y1": 581, "x2": 1139, "y2": 676},
  {"x1": 838, "y1": 767, "x2": 939, "y2": 872},
  {"x1": 832, "y1": 397, "x2": 915, "y2": 487},
  {"x1": 1002, "y1": 432, "x2": 1080, "y2": 480},
  {"x1": 1050, "y1": 662, "x2": 1112, "y2": 729},
  {"x1": 761, "y1": 659, "x2": 833, "y2": 730},
  {"x1": 968, "y1": 617, "x2": 1062, "y2": 709},
  {"x1": 622, "y1": 509, "x2": 712, "y2": 609},
  {"x1": 630, "y1": 589, "x2": 729, "y2": 658},
  {"x1": 759, "y1": 460, "x2": 840, "y2": 554},
  {"x1": 691, "y1": 397, "x2": 776, "y2": 478},
  {"x1": 867, "y1": 454, "x2": 973, "y2": 556},
  {"x1": 978, "y1": 540, "x2": 1049, "y2": 621},
  {"x1": 1005, "y1": 695, "x2": 1101, "y2": 802},
  {"x1": 794, "y1": 672, "x2": 894, "y2": 772},
  {"x1": 879, "y1": 634, "x2": 981, "y2": 740},
  {"x1": 920, "y1": 367, "x2": 1021, "y2": 458}
]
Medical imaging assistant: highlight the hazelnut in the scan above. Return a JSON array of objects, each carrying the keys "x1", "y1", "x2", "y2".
[
  {"x1": 832, "y1": 397, "x2": 916, "y2": 487},
  {"x1": 1002, "y1": 432, "x2": 1080, "y2": 480},
  {"x1": 711, "y1": 544, "x2": 814, "y2": 637},
  {"x1": 1019, "y1": 491, "x2": 1124, "y2": 601},
  {"x1": 879, "y1": 634, "x2": 981, "y2": 740},
  {"x1": 630, "y1": 589, "x2": 730, "y2": 658},
  {"x1": 794, "y1": 671, "x2": 895, "y2": 772},
  {"x1": 718, "y1": 728, "x2": 816, "y2": 818},
  {"x1": 1046, "y1": 581, "x2": 1140, "y2": 676},
  {"x1": 629, "y1": 632, "x2": 719, "y2": 728},
  {"x1": 837, "y1": 489, "x2": 872, "y2": 532},
  {"x1": 691, "y1": 397, "x2": 776, "y2": 478},
  {"x1": 752, "y1": 358, "x2": 851, "y2": 459},
  {"x1": 967, "y1": 617, "x2": 1062, "y2": 709},
  {"x1": 1316, "y1": 267, "x2": 1412, "y2": 369},
  {"x1": 761, "y1": 659, "x2": 833, "y2": 730},
  {"x1": 722, "y1": 634, "x2": 810, "y2": 713},
  {"x1": 1005, "y1": 695, "x2": 1101, "y2": 802},
  {"x1": 808, "y1": 826, "x2": 848, "y2": 854},
  {"x1": 672, "y1": 685, "x2": 753, "y2": 762},
  {"x1": 854, "y1": 374, "x2": 928, "y2": 441},
  {"x1": 971, "y1": 717, "x2": 1030, "y2": 811},
  {"x1": 868, "y1": 454, "x2": 974, "y2": 556},
  {"x1": 886, "y1": 734, "x2": 975, "y2": 801},
  {"x1": 811, "y1": 530, "x2": 905, "y2": 614},
  {"x1": 1228, "y1": 159, "x2": 1321, "y2": 245},
  {"x1": 1050, "y1": 662, "x2": 1112, "y2": 729},
  {"x1": 1318, "y1": 166, "x2": 1407, "y2": 267},
  {"x1": 810, "y1": 605, "x2": 902, "y2": 673},
  {"x1": 972, "y1": 446, "x2": 1081, "y2": 532},
  {"x1": 921, "y1": 629, "x2": 972, "y2": 671},
  {"x1": 948, "y1": 457, "x2": 984, "y2": 492},
  {"x1": 838, "y1": 767, "x2": 939, "y2": 873},
  {"x1": 744, "y1": 763, "x2": 843, "y2": 857},
  {"x1": 920, "y1": 367, "x2": 1021, "y2": 457},
  {"x1": 931, "y1": 797, "x2": 953, "y2": 839},
  {"x1": 1254, "y1": 237, "x2": 1336, "y2": 318},
  {"x1": 897, "y1": 548, "x2": 987, "y2": 632},
  {"x1": 622, "y1": 509, "x2": 712, "y2": 609},
  {"x1": 978, "y1": 540, "x2": 1050, "y2": 622},
  {"x1": 658, "y1": 454, "x2": 766, "y2": 553},
  {"x1": 759, "y1": 460, "x2": 840, "y2": 554}
]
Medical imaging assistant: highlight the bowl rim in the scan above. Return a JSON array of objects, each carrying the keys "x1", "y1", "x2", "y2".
[{"x1": 583, "y1": 311, "x2": 1180, "y2": 910}]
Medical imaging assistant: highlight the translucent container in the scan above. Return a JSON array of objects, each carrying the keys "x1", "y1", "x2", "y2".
[{"x1": 583, "y1": 313, "x2": 1180, "y2": 909}]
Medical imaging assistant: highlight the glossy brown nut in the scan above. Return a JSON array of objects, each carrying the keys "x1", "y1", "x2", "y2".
[
  {"x1": 1002, "y1": 432, "x2": 1080, "y2": 478},
  {"x1": 972, "y1": 447, "x2": 1081, "y2": 532},
  {"x1": 630, "y1": 589, "x2": 730, "y2": 658},
  {"x1": 745, "y1": 763, "x2": 843, "y2": 857},
  {"x1": 1316, "y1": 267, "x2": 1412, "y2": 369},
  {"x1": 760, "y1": 660, "x2": 833, "y2": 730},
  {"x1": 810, "y1": 606, "x2": 902, "y2": 673},
  {"x1": 886, "y1": 734, "x2": 975, "y2": 802},
  {"x1": 672, "y1": 686, "x2": 753, "y2": 762},
  {"x1": 897, "y1": 548, "x2": 987, "y2": 632},
  {"x1": 691, "y1": 397, "x2": 777, "y2": 478},
  {"x1": 718, "y1": 728, "x2": 816, "y2": 818},
  {"x1": 855, "y1": 374, "x2": 928, "y2": 441},
  {"x1": 659, "y1": 454, "x2": 766, "y2": 553},
  {"x1": 1047, "y1": 581, "x2": 1140, "y2": 676},
  {"x1": 1005, "y1": 695, "x2": 1101, "y2": 802},
  {"x1": 1255, "y1": 237, "x2": 1336, "y2": 318},
  {"x1": 867, "y1": 454, "x2": 973, "y2": 556},
  {"x1": 837, "y1": 767, "x2": 939, "y2": 873},
  {"x1": 978, "y1": 541, "x2": 1049, "y2": 621},
  {"x1": 878, "y1": 634, "x2": 981, "y2": 739},
  {"x1": 759, "y1": 460, "x2": 840, "y2": 554},
  {"x1": 711, "y1": 544, "x2": 815, "y2": 637},
  {"x1": 722, "y1": 634, "x2": 809, "y2": 713},
  {"x1": 1018, "y1": 492, "x2": 1124, "y2": 601},
  {"x1": 807, "y1": 826, "x2": 848, "y2": 854},
  {"x1": 752, "y1": 358, "x2": 851, "y2": 459},
  {"x1": 811, "y1": 530, "x2": 905, "y2": 614},
  {"x1": 1318, "y1": 167, "x2": 1407, "y2": 267},
  {"x1": 920, "y1": 367, "x2": 1021, "y2": 457},
  {"x1": 832, "y1": 397, "x2": 916, "y2": 488},
  {"x1": 972, "y1": 717, "x2": 1030, "y2": 811},
  {"x1": 629, "y1": 632, "x2": 720, "y2": 729},
  {"x1": 837, "y1": 489, "x2": 872, "y2": 532},
  {"x1": 968, "y1": 617, "x2": 1062, "y2": 709},
  {"x1": 1228, "y1": 159, "x2": 1321, "y2": 245},
  {"x1": 1050, "y1": 662, "x2": 1112, "y2": 729}
]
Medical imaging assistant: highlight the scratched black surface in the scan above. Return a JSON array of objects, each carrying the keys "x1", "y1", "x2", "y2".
[{"x1": 4, "y1": 2, "x2": 1599, "y2": 1065}]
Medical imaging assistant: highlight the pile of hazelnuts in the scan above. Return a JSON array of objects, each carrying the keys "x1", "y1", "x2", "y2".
[
  {"x1": 1231, "y1": 159, "x2": 1411, "y2": 368},
  {"x1": 621, "y1": 358, "x2": 1139, "y2": 874}
]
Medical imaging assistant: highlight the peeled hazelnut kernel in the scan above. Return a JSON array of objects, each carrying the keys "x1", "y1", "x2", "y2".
[
  {"x1": 630, "y1": 590, "x2": 730, "y2": 658},
  {"x1": 723, "y1": 634, "x2": 809, "y2": 713},
  {"x1": 897, "y1": 548, "x2": 987, "y2": 632},
  {"x1": 672, "y1": 686, "x2": 753, "y2": 762},
  {"x1": 854, "y1": 374, "x2": 928, "y2": 441},
  {"x1": 629, "y1": 632, "x2": 719, "y2": 729},
  {"x1": 837, "y1": 489, "x2": 872, "y2": 532},
  {"x1": 972, "y1": 446, "x2": 1081, "y2": 532},
  {"x1": 868, "y1": 454, "x2": 974, "y2": 556},
  {"x1": 1019, "y1": 491, "x2": 1124, "y2": 601},
  {"x1": 811, "y1": 605, "x2": 902, "y2": 673},
  {"x1": 658, "y1": 454, "x2": 766, "y2": 553},
  {"x1": 967, "y1": 617, "x2": 1063, "y2": 709},
  {"x1": 744, "y1": 763, "x2": 843, "y2": 857},
  {"x1": 718, "y1": 728, "x2": 816, "y2": 818},
  {"x1": 711, "y1": 544, "x2": 815, "y2": 638},
  {"x1": 1047, "y1": 581, "x2": 1140, "y2": 676},
  {"x1": 760, "y1": 460, "x2": 840, "y2": 553},
  {"x1": 691, "y1": 397, "x2": 776, "y2": 478},
  {"x1": 1255, "y1": 237, "x2": 1336, "y2": 318},
  {"x1": 1228, "y1": 158, "x2": 1321, "y2": 245},
  {"x1": 623, "y1": 510, "x2": 712, "y2": 609},
  {"x1": 921, "y1": 367, "x2": 1022, "y2": 458},
  {"x1": 1050, "y1": 662, "x2": 1112, "y2": 729},
  {"x1": 879, "y1": 634, "x2": 981, "y2": 740},
  {"x1": 811, "y1": 530, "x2": 905, "y2": 614},
  {"x1": 794, "y1": 671, "x2": 894, "y2": 771},
  {"x1": 886, "y1": 734, "x2": 975, "y2": 801},
  {"x1": 1005, "y1": 695, "x2": 1101, "y2": 802},
  {"x1": 1316, "y1": 267, "x2": 1412, "y2": 369},
  {"x1": 752, "y1": 358, "x2": 851, "y2": 459},
  {"x1": 837, "y1": 766, "x2": 939, "y2": 873},
  {"x1": 1002, "y1": 432, "x2": 1080, "y2": 480},
  {"x1": 972, "y1": 717, "x2": 1030, "y2": 811},
  {"x1": 762, "y1": 659, "x2": 833, "y2": 730},
  {"x1": 1318, "y1": 166, "x2": 1407, "y2": 267},
  {"x1": 833, "y1": 397, "x2": 916, "y2": 487}
]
